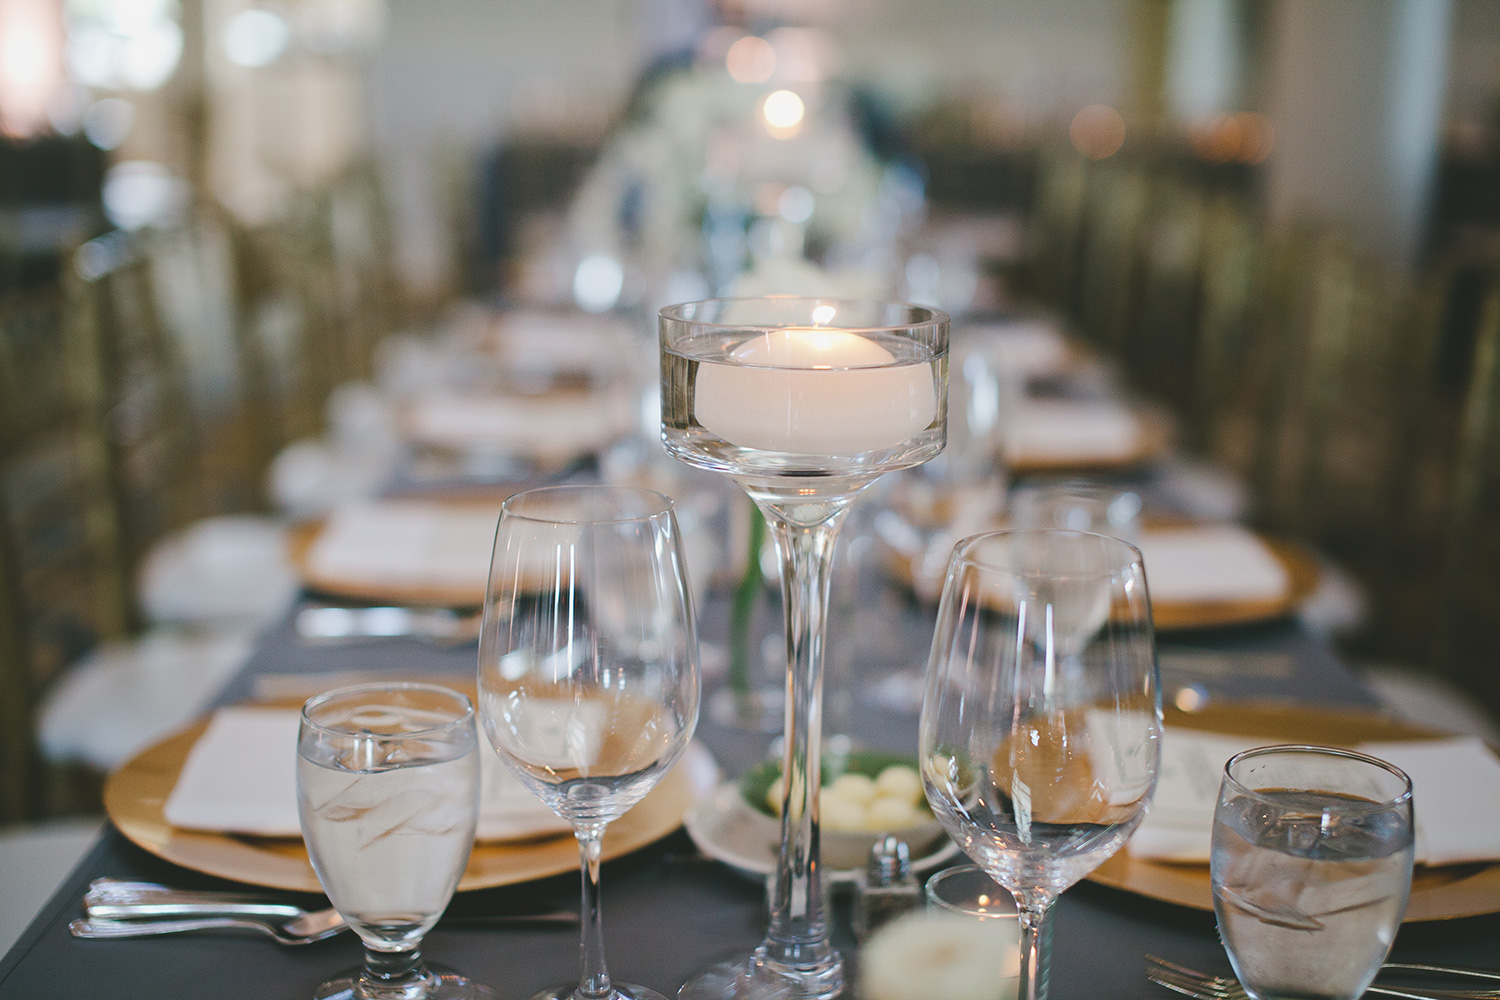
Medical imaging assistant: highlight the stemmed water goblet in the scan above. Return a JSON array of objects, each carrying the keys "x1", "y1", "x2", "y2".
[
  {"x1": 297, "y1": 681, "x2": 490, "y2": 1000},
  {"x1": 661, "y1": 297, "x2": 948, "y2": 999},
  {"x1": 478, "y1": 484, "x2": 701, "y2": 1000},
  {"x1": 1211, "y1": 745, "x2": 1415, "y2": 1000},
  {"x1": 920, "y1": 529, "x2": 1162, "y2": 1000}
]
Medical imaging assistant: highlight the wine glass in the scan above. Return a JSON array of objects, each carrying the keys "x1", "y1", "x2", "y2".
[
  {"x1": 662, "y1": 297, "x2": 947, "y2": 1000},
  {"x1": 297, "y1": 682, "x2": 490, "y2": 1000},
  {"x1": 478, "y1": 484, "x2": 700, "y2": 1000},
  {"x1": 1211, "y1": 745, "x2": 1415, "y2": 1000},
  {"x1": 920, "y1": 529, "x2": 1162, "y2": 1000}
]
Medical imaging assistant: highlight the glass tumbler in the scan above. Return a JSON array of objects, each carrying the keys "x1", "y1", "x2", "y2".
[{"x1": 1211, "y1": 745, "x2": 1415, "y2": 1000}]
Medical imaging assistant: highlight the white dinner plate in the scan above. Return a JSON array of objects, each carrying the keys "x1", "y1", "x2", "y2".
[{"x1": 683, "y1": 782, "x2": 961, "y2": 886}]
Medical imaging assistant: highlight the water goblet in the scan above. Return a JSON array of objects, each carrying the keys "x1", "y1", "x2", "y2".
[
  {"x1": 1211, "y1": 745, "x2": 1415, "y2": 1000},
  {"x1": 297, "y1": 682, "x2": 489, "y2": 1000},
  {"x1": 478, "y1": 484, "x2": 700, "y2": 1000},
  {"x1": 920, "y1": 529, "x2": 1162, "y2": 1000}
]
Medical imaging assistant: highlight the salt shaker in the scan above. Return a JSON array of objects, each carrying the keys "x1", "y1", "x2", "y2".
[{"x1": 853, "y1": 835, "x2": 920, "y2": 943}]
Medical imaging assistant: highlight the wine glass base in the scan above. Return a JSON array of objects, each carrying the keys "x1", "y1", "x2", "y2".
[
  {"x1": 314, "y1": 965, "x2": 493, "y2": 1000},
  {"x1": 707, "y1": 686, "x2": 784, "y2": 732},
  {"x1": 527, "y1": 984, "x2": 671, "y2": 1000},
  {"x1": 677, "y1": 954, "x2": 845, "y2": 1000}
]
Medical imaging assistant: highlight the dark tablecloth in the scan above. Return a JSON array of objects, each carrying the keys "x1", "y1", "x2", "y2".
[{"x1": 4, "y1": 590, "x2": 1497, "y2": 998}]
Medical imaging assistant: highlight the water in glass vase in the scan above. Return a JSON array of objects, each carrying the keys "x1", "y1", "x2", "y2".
[
  {"x1": 661, "y1": 327, "x2": 944, "y2": 484},
  {"x1": 1212, "y1": 788, "x2": 1414, "y2": 1000},
  {"x1": 297, "y1": 744, "x2": 477, "y2": 948}
]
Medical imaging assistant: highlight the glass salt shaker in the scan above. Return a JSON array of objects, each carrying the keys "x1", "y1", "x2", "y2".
[{"x1": 853, "y1": 835, "x2": 920, "y2": 943}]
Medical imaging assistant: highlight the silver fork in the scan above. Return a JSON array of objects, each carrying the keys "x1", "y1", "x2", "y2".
[
  {"x1": 83, "y1": 879, "x2": 308, "y2": 920},
  {"x1": 70, "y1": 908, "x2": 347, "y2": 946},
  {"x1": 1144, "y1": 955, "x2": 1500, "y2": 1000}
]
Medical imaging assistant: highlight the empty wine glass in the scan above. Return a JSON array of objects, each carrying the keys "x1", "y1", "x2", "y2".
[
  {"x1": 297, "y1": 682, "x2": 490, "y2": 1000},
  {"x1": 478, "y1": 484, "x2": 700, "y2": 1000},
  {"x1": 1211, "y1": 745, "x2": 1415, "y2": 1000},
  {"x1": 920, "y1": 529, "x2": 1161, "y2": 1000}
]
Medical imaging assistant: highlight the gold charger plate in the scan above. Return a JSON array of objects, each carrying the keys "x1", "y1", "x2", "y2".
[
  {"x1": 288, "y1": 497, "x2": 510, "y2": 609},
  {"x1": 1007, "y1": 407, "x2": 1175, "y2": 475},
  {"x1": 881, "y1": 528, "x2": 1320, "y2": 633},
  {"x1": 105, "y1": 709, "x2": 699, "y2": 894},
  {"x1": 1088, "y1": 702, "x2": 1500, "y2": 922},
  {"x1": 1149, "y1": 537, "x2": 1322, "y2": 632}
]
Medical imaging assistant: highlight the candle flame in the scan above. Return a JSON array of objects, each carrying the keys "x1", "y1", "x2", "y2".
[{"x1": 810, "y1": 304, "x2": 836, "y2": 327}]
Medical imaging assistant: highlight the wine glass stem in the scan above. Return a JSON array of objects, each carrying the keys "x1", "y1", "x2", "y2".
[
  {"x1": 1016, "y1": 901, "x2": 1052, "y2": 1000},
  {"x1": 756, "y1": 501, "x2": 848, "y2": 988},
  {"x1": 576, "y1": 831, "x2": 613, "y2": 1000},
  {"x1": 360, "y1": 944, "x2": 430, "y2": 999}
]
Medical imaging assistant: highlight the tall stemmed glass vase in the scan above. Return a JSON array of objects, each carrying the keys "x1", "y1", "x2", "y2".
[
  {"x1": 661, "y1": 298, "x2": 948, "y2": 1000},
  {"x1": 920, "y1": 529, "x2": 1162, "y2": 1000},
  {"x1": 478, "y1": 485, "x2": 701, "y2": 1000}
]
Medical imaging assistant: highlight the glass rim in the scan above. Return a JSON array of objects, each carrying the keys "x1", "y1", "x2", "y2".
[
  {"x1": 500, "y1": 483, "x2": 676, "y2": 526},
  {"x1": 300, "y1": 681, "x2": 475, "y2": 739},
  {"x1": 1222, "y1": 743, "x2": 1414, "y2": 811},
  {"x1": 658, "y1": 295, "x2": 950, "y2": 334},
  {"x1": 950, "y1": 527, "x2": 1146, "y2": 577}
]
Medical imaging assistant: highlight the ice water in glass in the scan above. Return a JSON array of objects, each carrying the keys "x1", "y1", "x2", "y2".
[
  {"x1": 1211, "y1": 745, "x2": 1415, "y2": 1000},
  {"x1": 297, "y1": 683, "x2": 485, "y2": 1000}
]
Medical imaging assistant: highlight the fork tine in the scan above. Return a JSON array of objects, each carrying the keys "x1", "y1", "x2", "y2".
[
  {"x1": 1146, "y1": 977, "x2": 1220, "y2": 1000},
  {"x1": 1144, "y1": 965, "x2": 1243, "y2": 999},
  {"x1": 1145, "y1": 970, "x2": 1243, "y2": 1000},
  {"x1": 1144, "y1": 955, "x2": 1500, "y2": 1000},
  {"x1": 1146, "y1": 956, "x2": 1228, "y2": 980}
]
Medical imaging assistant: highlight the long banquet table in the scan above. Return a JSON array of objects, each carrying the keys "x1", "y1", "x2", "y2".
[{"x1": 3, "y1": 559, "x2": 1499, "y2": 999}]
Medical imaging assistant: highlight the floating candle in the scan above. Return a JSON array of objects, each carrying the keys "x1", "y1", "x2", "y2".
[{"x1": 693, "y1": 327, "x2": 938, "y2": 455}]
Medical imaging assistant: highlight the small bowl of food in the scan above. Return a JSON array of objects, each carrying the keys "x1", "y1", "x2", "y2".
[{"x1": 738, "y1": 749, "x2": 946, "y2": 870}]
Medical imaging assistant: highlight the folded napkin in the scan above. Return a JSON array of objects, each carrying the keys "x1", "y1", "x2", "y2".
[
  {"x1": 965, "y1": 319, "x2": 1070, "y2": 380},
  {"x1": 305, "y1": 501, "x2": 501, "y2": 593},
  {"x1": 1004, "y1": 400, "x2": 1141, "y2": 464},
  {"x1": 162, "y1": 706, "x2": 572, "y2": 842},
  {"x1": 404, "y1": 389, "x2": 628, "y2": 457},
  {"x1": 1129, "y1": 727, "x2": 1500, "y2": 866},
  {"x1": 1136, "y1": 525, "x2": 1290, "y2": 605}
]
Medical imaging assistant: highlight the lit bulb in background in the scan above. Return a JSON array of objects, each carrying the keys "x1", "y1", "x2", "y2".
[
  {"x1": 1069, "y1": 104, "x2": 1126, "y2": 160},
  {"x1": 222, "y1": 8, "x2": 290, "y2": 68},
  {"x1": 0, "y1": 0, "x2": 66, "y2": 139},
  {"x1": 725, "y1": 34, "x2": 775, "y2": 84},
  {"x1": 102, "y1": 159, "x2": 188, "y2": 229},
  {"x1": 761, "y1": 88, "x2": 805, "y2": 138},
  {"x1": 65, "y1": 0, "x2": 183, "y2": 92},
  {"x1": 573, "y1": 253, "x2": 624, "y2": 313}
]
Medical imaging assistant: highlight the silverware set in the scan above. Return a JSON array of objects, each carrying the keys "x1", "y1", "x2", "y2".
[
  {"x1": 69, "y1": 878, "x2": 576, "y2": 945},
  {"x1": 293, "y1": 604, "x2": 483, "y2": 646},
  {"x1": 1145, "y1": 954, "x2": 1500, "y2": 1000}
]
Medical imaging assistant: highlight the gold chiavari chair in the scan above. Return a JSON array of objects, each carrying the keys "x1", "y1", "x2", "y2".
[
  {"x1": 142, "y1": 207, "x2": 271, "y2": 515},
  {"x1": 73, "y1": 233, "x2": 202, "y2": 576},
  {"x1": 0, "y1": 280, "x2": 134, "y2": 820},
  {"x1": 1190, "y1": 192, "x2": 1265, "y2": 460},
  {"x1": 1022, "y1": 144, "x2": 1091, "y2": 315},
  {"x1": 1124, "y1": 172, "x2": 1208, "y2": 411},
  {"x1": 1431, "y1": 276, "x2": 1500, "y2": 712},
  {"x1": 229, "y1": 215, "x2": 334, "y2": 450},
  {"x1": 1072, "y1": 160, "x2": 1151, "y2": 356}
]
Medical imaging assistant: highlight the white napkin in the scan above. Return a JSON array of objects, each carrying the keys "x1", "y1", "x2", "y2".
[
  {"x1": 305, "y1": 501, "x2": 501, "y2": 593},
  {"x1": 404, "y1": 390, "x2": 628, "y2": 457},
  {"x1": 964, "y1": 319, "x2": 1070, "y2": 380},
  {"x1": 1129, "y1": 728, "x2": 1500, "y2": 866},
  {"x1": 1137, "y1": 525, "x2": 1290, "y2": 604},
  {"x1": 1358, "y1": 738, "x2": 1500, "y2": 865},
  {"x1": 1004, "y1": 400, "x2": 1141, "y2": 464},
  {"x1": 163, "y1": 707, "x2": 572, "y2": 842}
]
